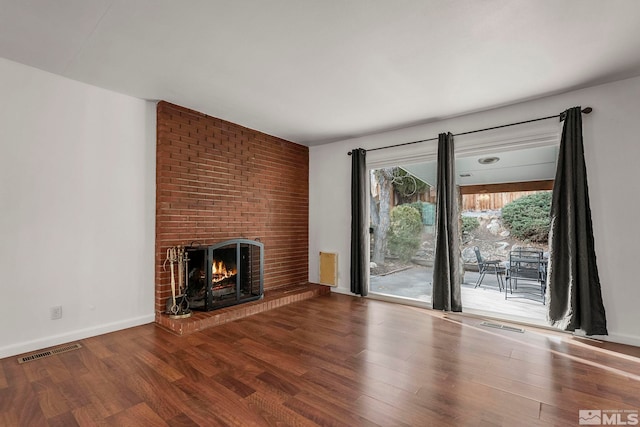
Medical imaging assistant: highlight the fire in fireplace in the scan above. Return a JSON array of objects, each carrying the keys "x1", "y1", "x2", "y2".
[
  {"x1": 184, "y1": 239, "x2": 263, "y2": 311},
  {"x1": 212, "y1": 260, "x2": 236, "y2": 282}
]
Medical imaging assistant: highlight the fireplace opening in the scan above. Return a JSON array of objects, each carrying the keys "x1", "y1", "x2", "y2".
[{"x1": 184, "y1": 239, "x2": 263, "y2": 311}]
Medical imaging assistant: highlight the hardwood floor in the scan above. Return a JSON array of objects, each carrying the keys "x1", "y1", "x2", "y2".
[{"x1": 1, "y1": 293, "x2": 639, "y2": 426}]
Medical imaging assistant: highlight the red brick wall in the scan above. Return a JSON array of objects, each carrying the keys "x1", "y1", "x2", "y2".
[{"x1": 155, "y1": 102, "x2": 309, "y2": 314}]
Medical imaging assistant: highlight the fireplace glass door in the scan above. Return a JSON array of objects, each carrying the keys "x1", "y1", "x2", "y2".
[{"x1": 186, "y1": 239, "x2": 263, "y2": 311}]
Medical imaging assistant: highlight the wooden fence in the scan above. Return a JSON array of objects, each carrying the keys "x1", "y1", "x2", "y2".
[{"x1": 461, "y1": 190, "x2": 549, "y2": 211}]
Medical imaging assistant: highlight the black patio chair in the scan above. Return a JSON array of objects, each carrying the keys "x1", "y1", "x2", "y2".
[
  {"x1": 473, "y1": 246, "x2": 504, "y2": 291},
  {"x1": 505, "y1": 248, "x2": 546, "y2": 304}
]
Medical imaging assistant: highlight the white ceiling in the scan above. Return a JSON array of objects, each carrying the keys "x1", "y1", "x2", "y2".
[
  {"x1": 2, "y1": 0, "x2": 640, "y2": 146},
  {"x1": 402, "y1": 145, "x2": 559, "y2": 187}
]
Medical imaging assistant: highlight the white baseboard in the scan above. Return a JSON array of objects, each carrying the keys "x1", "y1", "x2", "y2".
[
  {"x1": 0, "y1": 314, "x2": 155, "y2": 359},
  {"x1": 329, "y1": 286, "x2": 353, "y2": 296},
  {"x1": 575, "y1": 330, "x2": 640, "y2": 348}
]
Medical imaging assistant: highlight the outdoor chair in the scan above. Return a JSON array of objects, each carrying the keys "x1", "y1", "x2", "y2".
[
  {"x1": 505, "y1": 248, "x2": 546, "y2": 304},
  {"x1": 473, "y1": 246, "x2": 504, "y2": 291}
]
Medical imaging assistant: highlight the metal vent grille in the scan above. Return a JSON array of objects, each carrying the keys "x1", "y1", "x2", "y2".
[
  {"x1": 17, "y1": 343, "x2": 82, "y2": 364},
  {"x1": 480, "y1": 321, "x2": 525, "y2": 333}
]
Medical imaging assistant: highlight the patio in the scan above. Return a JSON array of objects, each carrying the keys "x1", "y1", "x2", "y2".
[{"x1": 370, "y1": 266, "x2": 548, "y2": 324}]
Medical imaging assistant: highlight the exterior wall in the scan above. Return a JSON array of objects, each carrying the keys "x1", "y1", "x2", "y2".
[
  {"x1": 310, "y1": 75, "x2": 640, "y2": 346},
  {"x1": 0, "y1": 57, "x2": 155, "y2": 358},
  {"x1": 155, "y1": 102, "x2": 309, "y2": 315}
]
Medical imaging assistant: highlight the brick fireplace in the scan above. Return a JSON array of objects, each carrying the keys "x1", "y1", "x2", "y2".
[{"x1": 155, "y1": 102, "x2": 314, "y2": 331}]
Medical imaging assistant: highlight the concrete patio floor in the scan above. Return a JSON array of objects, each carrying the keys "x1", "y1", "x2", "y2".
[{"x1": 370, "y1": 265, "x2": 548, "y2": 325}]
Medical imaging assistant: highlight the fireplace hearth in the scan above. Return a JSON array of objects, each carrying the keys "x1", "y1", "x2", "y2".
[{"x1": 185, "y1": 239, "x2": 264, "y2": 311}]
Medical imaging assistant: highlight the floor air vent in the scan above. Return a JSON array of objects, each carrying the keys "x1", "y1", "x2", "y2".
[
  {"x1": 17, "y1": 343, "x2": 82, "y2": 364},
  {"x1": 480, "y1": 321, "x2": 525, "y2": 333}
]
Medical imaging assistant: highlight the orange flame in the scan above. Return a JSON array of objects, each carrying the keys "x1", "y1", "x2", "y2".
[{"x1": 212, "y1": 260, "x2": 236, "y2": 282}]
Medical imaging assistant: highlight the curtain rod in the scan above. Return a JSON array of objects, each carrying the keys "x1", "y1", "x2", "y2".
[{"x1": 347, "y1": 107, "x2": 592, "y2": 155}]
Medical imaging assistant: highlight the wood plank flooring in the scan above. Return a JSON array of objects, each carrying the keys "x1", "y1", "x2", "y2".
[{"x1": 1, "y1": 293, "x2": 639, "y2": 426}]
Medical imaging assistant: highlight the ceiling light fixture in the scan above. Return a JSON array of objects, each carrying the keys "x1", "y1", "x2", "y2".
[{"x1": 478, "y1": 156, "x2": 500, "y2": 165}]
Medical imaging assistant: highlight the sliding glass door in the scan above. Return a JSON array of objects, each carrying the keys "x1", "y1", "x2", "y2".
[
  {"x1": 368, "y1": 160, "x2": 437, "y2": 304},
  {"x1": 367, "y1": 143, "x2": 558, "y2": 326},
  {"x1": 455, "y1": 144, "x2": 558, "y2": 324}
]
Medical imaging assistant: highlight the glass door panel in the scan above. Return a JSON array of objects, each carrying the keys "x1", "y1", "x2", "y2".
[
  {"x1": 369, "y1": 161, "x2": 437, "y2": 303},
  {"x1": 456, "y1": 145, "x2": 557, "y2": 324}
]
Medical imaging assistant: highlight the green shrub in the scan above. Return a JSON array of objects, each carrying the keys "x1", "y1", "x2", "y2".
[
  {"x1": 406, "y1": 202, "x2": 424, "y2": 222},
  {"x1": 387, "y1": 205, "x2": 423, "y2": 262},
  {"x1": 462, "y1": 216, "x2": 480, "y2": 233},
  {"x1": 501, "y1": 192, "x2": 552, "y2": 243}
]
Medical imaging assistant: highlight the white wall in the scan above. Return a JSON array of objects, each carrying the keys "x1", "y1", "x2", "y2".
[
  {"x1": 310, "y1": 75, "x2": 640, "y2": 346},
  {"x1": 0, "y1": 58, "x2": 156, "y2": 358}
]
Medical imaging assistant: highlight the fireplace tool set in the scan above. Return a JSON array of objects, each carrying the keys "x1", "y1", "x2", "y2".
[{"x1": 164, "y1": 246, "x2": 192, "y2": 319}]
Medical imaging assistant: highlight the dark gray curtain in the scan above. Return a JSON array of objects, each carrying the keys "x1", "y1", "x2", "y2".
[
  {"x1": 432, "y1": 133, "x2": 462, "y2": 311},
  {"x1": 547, "y1": 107, "x2": 607, "y2": 335},
  {"x1": 350, "y1": 148, "x2": 368, "y2": 296}
]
